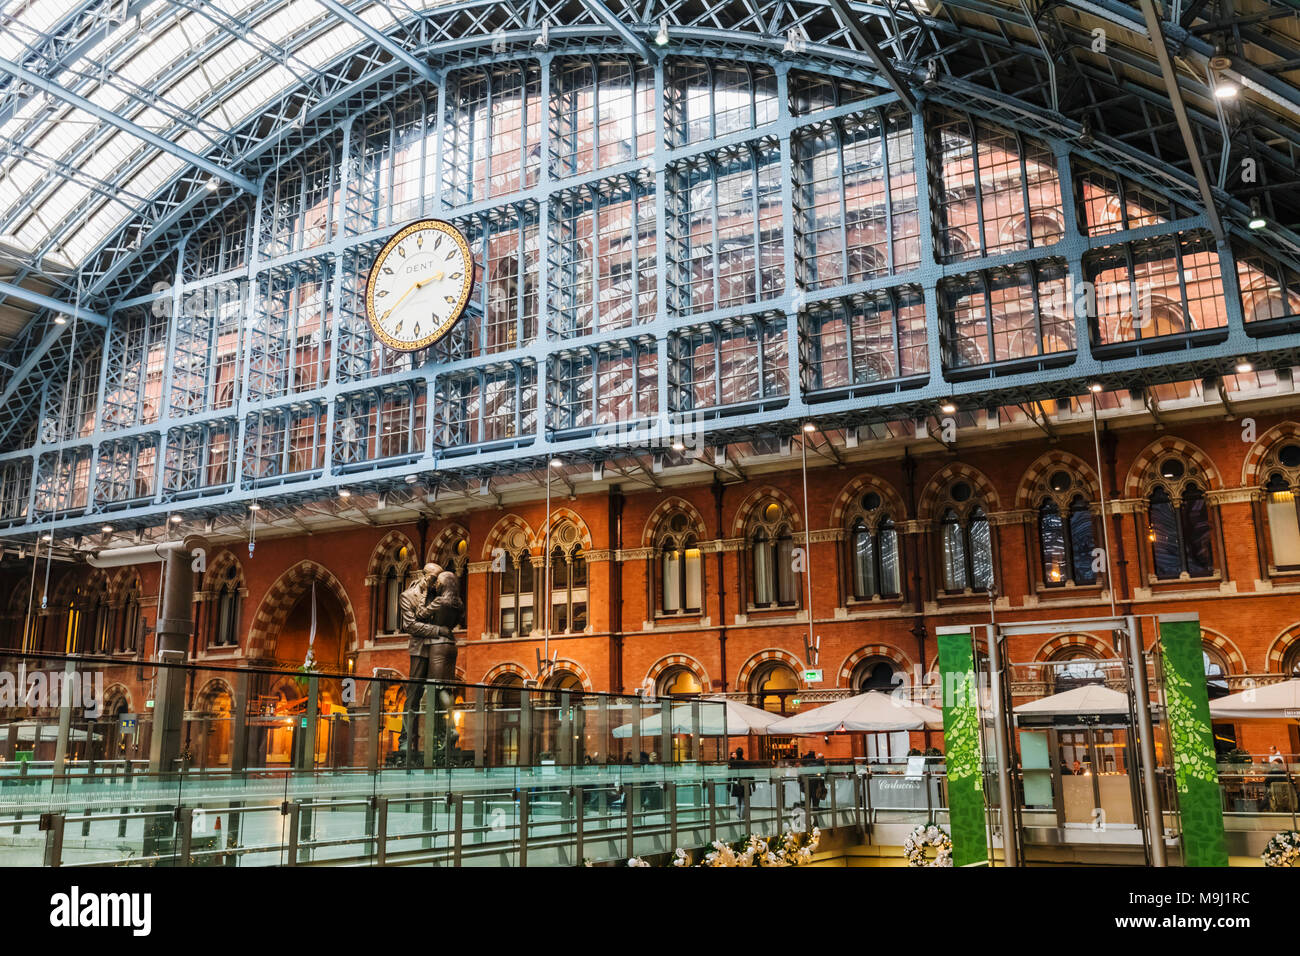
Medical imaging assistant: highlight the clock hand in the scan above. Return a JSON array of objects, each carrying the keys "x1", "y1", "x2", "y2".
[{"x1": 380, "y1": 277, "x2": 430, "y2": 321}]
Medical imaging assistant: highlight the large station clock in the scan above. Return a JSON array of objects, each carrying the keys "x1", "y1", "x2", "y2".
[{"x1": 364, "y1": 219, "x2": 475, "y2": 351}]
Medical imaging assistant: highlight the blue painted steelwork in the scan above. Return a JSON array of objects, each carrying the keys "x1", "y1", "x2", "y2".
[{"x1": 0, "y1": 3, "x2": 1297, "y2": 545}]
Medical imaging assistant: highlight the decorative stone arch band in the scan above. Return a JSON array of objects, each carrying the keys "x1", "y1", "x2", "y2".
[
  {"x1": 1123, "y1": 436, "x2": 1224, "y2": 498},
  {"x1": 735, "y1": 647, "x2": 805, "y2": 690},
  {"x1": 643, "y1": 653, "x2": 710, "y2": 695},
  {"x1": 480, "y1": 661, "x2": 532, "y2": 685},
  {"x1": 836, "y1": 644, "x2": 915, "y2": 689},
  {"x1": 1240, "y1": 421, "x2": 1300, "y2": 487},
  {"x1": 245, "y1": 560, "x2": 359, "y2": 661},
  {"x1": 641, "y1": 496, "x2": 709, "y2": 548}
]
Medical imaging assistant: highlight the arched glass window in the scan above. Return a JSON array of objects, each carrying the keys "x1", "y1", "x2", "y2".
[
  {"x1": 1261, "y1": 443, "x2": 1300, "y2": 570},
  {"x1": 657, "y1": 666, "x2": 702, "y2": 698},
  {"x1": 1035, "y1": 470, "x2": 1098, "y2": 587},
  {"x1": 851, "y1": 657, "x2": 902, "y2": 693},
  {"x1": 657, "y1": 511, "x2": 703, "y2": 614},
  {"x1": 936, "y1": 481, "x2": 994, "y2": 593},
  {"x1": 214, "y1": 564, "x2": 241, "y2": 647},
  {"x1": 1203, "y1": 645, "x2": 1231, "y2": 700},
  {"x1": 750, "y1": 501, "x2": 798, "y2": 608},
  {"x1": 1146, "y1": 457, "x2": 1216, "y2": 580},
  {"x1": 846, "y1": 490, "x2": 900, "y2": 600},
  {"x1": 749, "y1": 662, "x2": 799, "y2": 714},
  {"x1": 1282, "y1": 640, "x2": 1300, "y2": 678},
  {"x1": 547, "y1": 522, "x2": 588, "y2": 634},
  {"x1": 1050, "y1": 649, "x2": 1106, "y2": 693},
  {"x1": 498, "y1": 550, "x2": 535, "y2": 638}
]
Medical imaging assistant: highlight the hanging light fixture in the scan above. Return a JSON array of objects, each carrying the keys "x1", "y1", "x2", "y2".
[
  {"x1": 655, "y1": 18, "x2": 670, "y2": 46},
  {"x1": 1248, "y1": 200, "x2": 1267, "y2": 231}
]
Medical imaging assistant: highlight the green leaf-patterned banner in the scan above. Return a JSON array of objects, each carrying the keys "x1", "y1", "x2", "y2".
[
  {"x1": 1158, "y1": 617, "x2": 1228, "y2": 867},
  {"x1": 937, "y1": 630, "x2": 988, "y2": 867}
]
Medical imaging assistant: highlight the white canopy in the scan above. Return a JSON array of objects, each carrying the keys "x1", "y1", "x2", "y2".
[
  {"x1": 1208, "y1": 679, "x2": 1300, "y2": 721},
  {"x1": 1014, "y1": 684, "x2": 1132, "y2": 718},
  {"x1": 767, "y1": 691, "x2": 944, "y2": 735},
  {"x1": 611, "y1": 697, "x2": 782, "y2": 738}
]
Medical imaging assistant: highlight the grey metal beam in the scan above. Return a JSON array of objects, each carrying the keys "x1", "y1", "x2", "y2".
[
  {"x1": 314, "y1": 0, "x2": 439, "y2": 83},
  {"x1": 0, "y1": 56, "x2": 257, "y2": 194},
  {"x1": 827, "y1": 0, "x2": 918, "y2": 112},
  {"x1": 0, "y1": 280, "x2": 106, "y2": 327},
  {"x1": 1135, "y1": 0, "x2": 1224, "y2": 242},
  {"x1": 577, "y1": 0, "x2": 653, "y2": 61}
]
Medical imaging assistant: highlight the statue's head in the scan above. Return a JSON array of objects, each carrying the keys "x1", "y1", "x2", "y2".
[
  {"x1": 436, "y1": 569, "x2": 460, "y2": 599},
  {"x1": 421, "y1": 562, "x2": 443, "y2": 584}
]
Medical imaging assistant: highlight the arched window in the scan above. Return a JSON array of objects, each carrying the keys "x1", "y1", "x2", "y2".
[
  {"x1": 547, "y1": 521, "x2": 588, "y2": 634},
  {"x1": 118, "y1": 578, "x2": 141, "y2": 653},
  {"x1": 1260, "y1": 442, "x2": 1300, "y2": 570},
  {"x1": 1145, "y1": 456, "x2": 1215, "y2": 580},
  {"x1": 1035, "y1": 469, "x2": 1098, "y2": 587},
  {"x1": 212, "y1": 564, "x2": 241, "y2": 647},
  {"x1": 1203, "y1": 644, "x2": 1231, "y2": 700},
  {"x1": 1282, "y1": 641, "x2": 1300, "y2": 678},
  {"x1": 656, "y1": 511, "x2": 703, "y2": 615},
  {"x1": 377, "y1": 544, "x2": 414, "y2": 633},
  {"x1": 749, "y1": 661, "x2": 799, "y2": 715},
  {"x1": 749, "y1": 501, "x2": 798, "y2": 608},
  {"x1": 498, "y1": 549, "x2": 535, "y2": 638},
  {"x1": 851, "y1": 656, "x2": 903, "y2": 693},
  {"x1": 657, "y1": 666, "x2": 702, "y2": 698},
  {"x1": 1049, "y1": 648, "x2": 1107, "y2": 693},
  {"x1": 845, "y1": 491, "x2": 900, "y2": 600},
  {"x1": 935, "y1": 481, "x2": 994, "y2": 593}
]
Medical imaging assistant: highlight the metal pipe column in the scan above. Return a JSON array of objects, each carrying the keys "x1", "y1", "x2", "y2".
[
  {"x1": 984, "y1": 624, "x2": 1019, "y2": 866},
  {"x1": 1126, "y1": 615, "x2": 1167, "y2": 866}
]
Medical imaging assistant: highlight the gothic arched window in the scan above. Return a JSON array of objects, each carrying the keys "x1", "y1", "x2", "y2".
[
  {"x1": 1035, "y1": 469, "x2": 1098, "y2": 587},
  {"x1": 213, "y1": 564, "x2": 241, "y2": 647},
  {"x1": 1260, "y1": 441, "x2": 1300, "y2": 570},
  {"x1": 547, "y1": 521, "x2": 587, "y2": 634},
  {"x1": 656, "y1": 511, "x2": 703, "y2": 615},
  {"x1": 1144, "y1": 456, "x2": 1215, "y2": 580},
  {"x1": 749, "y1": 501, "x2": 798, "y2": 609},
  {"x1": 845, "y1": 490, "x2": 900, "y2": 600},
  {"x1": 936, "y1": 481, "x2": 994, "y2": 593}
]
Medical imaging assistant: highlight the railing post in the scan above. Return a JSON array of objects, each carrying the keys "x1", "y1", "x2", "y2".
[
  {"x1": 40, "y1": 812, "x2": 65, "y2": 867},
  {"x1": 559, "y1": 691, "x2": 572, "y2": 766},
  {"x1": 708, "y1": 778, "x2": 717, "y2": 843},
  {"x1": 518, "y1": 789, "x2": 529, "y2": 867},
  {"x1": 451, "y1": 793, "x2": 463, "y2": 867},
  {"x1": 690, "y1": 699, "x2": 701, "y2": 762},
  {"x1": 367, "y1": 681, "x2": 381, "y2": 773},
  {"x1": 474, "y1": 687, "x2": 487, "y2": 769},
  {"x1": 626, "y1": 783, "x2": 635, "y2": 859},
  {"x1": 829, "y1": 772, "x2": 838, "y2": 829},
  {"x1": 53, "y1": 659, "x2": 75, "y2": 780},
  {"x1": 176, "y1": 807, "x2": 193, "y2": 866},
  {"x1": 596, "y1": 696, "x2": 609, "y2": 764},
  {"x1": 573, "y1": 784, "x2": 585, "y2": 864},
  {"x1": 519, "y1": 694, "x2": 533, "y2": 766},
  {"x1": 423, "y1": 678, "x2": 436, "y2": 771},
  {"x1": 374, "y1": 796, "x2": 388, "y2": 866},
  {"x1": 667, "y1": 780, "x2": 678, "y2": 851},
  {"x1": 284, "y1": 800, "x2": 300, "y2": 867}
]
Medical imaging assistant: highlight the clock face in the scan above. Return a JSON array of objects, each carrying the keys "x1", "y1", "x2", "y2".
[{"x1": 364, "y1": 219, "x2": 475, "y2": 352}]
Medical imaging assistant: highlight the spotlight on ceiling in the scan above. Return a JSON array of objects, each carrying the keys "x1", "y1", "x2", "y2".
[
  {"x1": 1213, "y1": 78, "x2": 1238, "y2": 99},
  {"x1": 921, "y1": 59, "x2": 939, "y2": 90},
  {"x1": 205, "y1": 177, "x2": 219, "y2": 192},
  {"x1": 1088, "y1": 381, "x2": 1104, "y2": 393},
  {"x1": 802, "y1": 422, "x2": 816, "y2": 433},
  {"x1": 1235, "y1": 357, "x2": 1254, "y2": 374},
  {"x1": 101, "y1": 525, "x2": 113, "y2": 534},
  {"x1": 40, "y1": 533, "x2": 52, "y2": 543},
  {"x1": 1077, "y1": 115, "x2": 1095, "y2": 148},
  {"x1": 549, "y1": 458, "x2": 563, "y2": 469},
  {"x1": 54, "y1": 315, "x2": 67, "y2": 325},
  {"x1": 170, "y1": 513, "x2": 182, "y2": 523},
  {"x1": 338, "y1": 487, "x2": 352, "y2": 498},
  {"x1": 534, "y1": 20, "x2": 549, "y2": 48},
  {"x1": 655, "y1": 17, "x2": 669, "y2": 46},
  {"x1": 1248, "y1": 200, "x2": 1267, "y2": 231},
  {"x1": 671, "y1": 440, "x2": 685, "y2": 451},
  {"x1": 248, "y1": 502, "x2": 261, "y2": 512},
  {"x1": 939, "y1": 400, "x2": 957, "y2": 415}
]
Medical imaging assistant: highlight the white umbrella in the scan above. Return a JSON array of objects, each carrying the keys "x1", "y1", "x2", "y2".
[
  {"x1": 767, "y1": 691, "x2": 943, "y2": 735},
  {"x1": 611, "y1": 696, "x2": 782, "y2": 737},
  {"x1": 1209, "y1": 679, "x2": 1300, "y2": 721},
  {"x1": 1013, "y1": 684, "x2": 1132, "y2": 718}
]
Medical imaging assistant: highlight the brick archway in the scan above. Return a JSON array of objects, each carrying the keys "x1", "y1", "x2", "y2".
[
  {"x1": 482, "y1": 514, "x2": 535, "y2": 560},
  {"x1": 1201, "y1": 627, "x2": 1247, "y2": 674},
  {"x1": 367, "y1": 530, "x2": 417, "y2": 579},
  {"x1": 736, "y1": 648, "x2": 804, "y2": 691},
  {"x1": 643, "y1": 653, "x2": 710, "y2": 694},
  {"x1": 546, "y1": 658, "x2": 594, "y2": 692},
  {"x1": 481, "y1": 661, "x2": 532, "y2": 684},
  {"x1": 427, "y1": 522, "x2": 471, "y2": 565},
  {"x1": 730, "y1": 485, "x2": 804, "y2": 537},
  {"x1": 918, "y1": 462, "x2": 1001, "y2": 519},
  {"x1": 1241, "y1": 421, "x2": 1300, "y2": 486},
  {"x1": 1124, "y1": 435, "x2": 1224, "y2": 498},
  {"x1": 829, "y1": 474, "x2": 907, "y2": 526},
  {"x1": 246, "y1": 560, "x2": 358, "y2": 660},
  {"x1": 1265, "y1": 624, "x2": 1300, "y2": 674},
  {"x1": 836, "y1": 644, "x2": 915, "y2": 688},
  {"x1": 1015, "y1": 450, "x2": 1101, "y2": 509},
  {"x1": 641, "y1": 496, "x2": 709, "y2": 547}
]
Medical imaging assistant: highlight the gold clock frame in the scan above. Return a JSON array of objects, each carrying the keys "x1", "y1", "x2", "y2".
[{"x1": 363, "y1": 218, "x2": 475, "y2": 352}]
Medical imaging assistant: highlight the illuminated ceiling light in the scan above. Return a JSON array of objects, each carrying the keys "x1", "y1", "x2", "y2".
[
  {"x1": 169, "y1": 513, "x2": 182, "y2": 523},
  {"x1": 939, "y1": 400, "x2": 956, "y2": 415},
  {"x1": 54, "y1": 314, "x2": 67, "y2": 325},
  {"x1": 1088, "y1": 381, "x2": 1104, "y2": 393},
  {"x1": 338, "y1": 487, "x2": 352, "y2": 498},
  {"x1": 1213, "y1": 78, "x2": 1238, "y2": 99},
  {"x1": 404, "y1": 474, "x2": 418, "y2": 484},
  {"x1": 1235, "y1": 357, "x2": 1254, "y2": 374},
  {"x1": 671, "y1": 440, "x2": 685, "y2": 451},
  {"x1": 248, "y1": 502, "x2": 261, "y2": 512},
  {"x1": 205, "y1": 177, "x2": 219, "y2": 192},
  {"x1": 549, "y1": 458, "x2": 563, "y2": 469},
  {"x1": 101, "y1": 525, "x2": 113, "y2": 534},
  {"x1": 655, "y1": 18, "x2": 669, "y2": 46},
  {"x1": 534, "y1": 20, "x2": 549, "y2": 48},
  {"x1": 802, "y1": 422, "x2": 816, "y2": 433},
  {"x1": 40, "y1": 533, "x2": 52, "y2": 543},
  {"x1": 1248, "y1": 200, "x2": 1267, "y2": 231}
]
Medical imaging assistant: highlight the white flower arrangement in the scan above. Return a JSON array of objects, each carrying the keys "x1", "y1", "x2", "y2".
[
  {"x1": 623, "y1": 828, "x2": 821, "y2": 868},
  {"x1": 902, "y1": 822, "x2": 953, "y2": 867},
  {"x1": 1261, "y1": 830, "x2": 1300, "y2": 867}
]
